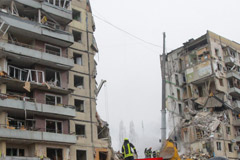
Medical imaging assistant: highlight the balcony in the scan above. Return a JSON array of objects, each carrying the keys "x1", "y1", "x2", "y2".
[
  {"x1": 233, "y1": 119, "x2": 240, "y2": 127},
  {"x1": 0, "y1": 12, "x2": 73, "y2": 47},
  {"x1": 15, "y1": 0, "x2": 72, "y2": 25},
  {"x1": 0, "y1": 40, "x2": 74, "y2": 70},
  {"x1": 229, "y1": 87, "x2": 240, "y2": 98},
  {"x1": 0, "y1": 128, "x2": 76, "y2": 144},
  {"x1": 0, "y1": 96, "x2": 76, "y2": 118},
  {"x1": 227, "y1": 71, "x2": 240, "y2": 80},
  {"x1": 224, "y1": 56, "x2": 235, "y2": 65}
]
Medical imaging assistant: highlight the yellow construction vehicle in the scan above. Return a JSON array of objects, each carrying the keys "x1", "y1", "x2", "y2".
[{"x1": 159, "y1": 140, "x2": 192, "y2": 160}]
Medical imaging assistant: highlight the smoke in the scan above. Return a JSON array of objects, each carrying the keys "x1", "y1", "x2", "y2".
[{"x1": 116, "y1": 119, "x2": 161, "y2": 158}]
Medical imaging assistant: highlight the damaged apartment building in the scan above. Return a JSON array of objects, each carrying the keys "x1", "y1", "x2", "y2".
[
  {"x1": 165, "y1": 31, "x2": 240, "y2": 159},
  {"x1": 0, "y1": 0, "x2": 112, "y2": 160}
]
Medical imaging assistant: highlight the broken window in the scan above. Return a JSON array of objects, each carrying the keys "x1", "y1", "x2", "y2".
[
  {"x1": 216, "y1": 142, "x2": 221, "y2": 151},
  {"x1": 45, "y1": 94, "x2": 62, "y2": 105},
  {"x1": 228, "y1": 143, "x2": 233, "y2": 152},
  {"x1": 229, "y1": 48, "x2": 236, "y2": 58},
  {"x1": 177, "y1": 89, "x2": 181, "y2": 100},
  {"x1": 8, "y1": 65, "x2": 28, "y2": 81},
  {"x1": 226, "y1": 126, "x2": 231, "y2": 135},
  {"x1": 178, "y1": 104, "x2": 182, "y2": 116},
  {"x1": 189, "y1": 51, "x2": 197, "y2": 66},
  {"x1": 219, "y1": 79, "x2": 224, "y2": 87},
  {"x1": 73, "y1": 9, "x2": 81, "y2": 22},
  {"x1": 215, "y1": 48, "x2": 219, "y2": 57},
  {"x1": 45, "y1": 44, "x2": 62, "y2": 56},
  {"x1": 46, "y1": 120, "x2": 62, "y2": 133},
  {"x1": 197, "y1": 86, "x2": 203, "y2": 97},
  {"x1": 73, "y1": 30, "x2": 82, "y2": 43},
  {"x1": 217, "y1": 63, "x2": 223, "y2": 71},
  {"x1": 98, "y1": 125, "x2": 109, "y2": 139},
  {"x1": 76, "y1": 150, "x2": 87, "y2": 160},
  {"x1": 74, "y1": 75, "x2": 84, "y2": 88},
  {"x1": 25, "y1": 69, "x2": 45, "y2": 84},
  {"x1": 45, "y1": 69, "x2": 61, "y2": 87},
  {"x1": 6, "y1": 148, "x2": 24, "y2": 156},
  {"x1": 73, "y1": 53, "x2": 83, "y2": 65},
  {"x1": 175, "y1": 74, "x2": 179, "y2": 86},
  {"x1": 47, "y1": 148, "x2": 63, "y2": 160},
  {"x1": 75, "y1": 124, "x2": 85, "y2": 136},
  {"x1": 99, "y1": 152, "x2": 108, "y2": 160},
  {"x1": 228, "y1": 79, "x2": 234, "y2": 88},
  {"x1": 75, "y1": 99, "x2": 84, "y2": 112}
]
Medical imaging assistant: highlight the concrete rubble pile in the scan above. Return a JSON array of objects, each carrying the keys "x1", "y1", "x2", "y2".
[
  {"x1": 182, "y1": 107, "x2": 229, "y2": 138},
  {"x1": 181, "y1": 151, "x2": 210, "y2": 160}
]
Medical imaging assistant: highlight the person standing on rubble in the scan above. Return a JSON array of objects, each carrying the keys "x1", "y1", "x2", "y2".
[
  {"x1": 152, "y1": 150, "x2": 156, "y2": 158},
  {"x1": 147, "y1": 147, "x2": 152, "y2": 158},
  {"x1": 122, "y1": 138, "x2": 137, "y2": 160}
]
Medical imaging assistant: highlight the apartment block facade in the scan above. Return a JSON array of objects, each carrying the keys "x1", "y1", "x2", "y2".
[
  {"x1": 165, "y1": 31, "x2": 240, "y2": 159},
  {"x1": 0, "y1": 0, "x2": 111, "y2": 160}
]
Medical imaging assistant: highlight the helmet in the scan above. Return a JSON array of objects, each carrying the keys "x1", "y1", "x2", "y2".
[{"x1": 124, "y1": 138, "x2": 129, "y2": 141}]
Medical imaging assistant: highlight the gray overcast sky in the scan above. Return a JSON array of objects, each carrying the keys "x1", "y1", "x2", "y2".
[{"x1": 90, "y1": 0, "x2": 240, "y2": 157}]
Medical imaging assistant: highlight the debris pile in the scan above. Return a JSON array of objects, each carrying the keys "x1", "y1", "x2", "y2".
[{"x1": 181, "y1": 151, "x2": 210, "y2": 160}]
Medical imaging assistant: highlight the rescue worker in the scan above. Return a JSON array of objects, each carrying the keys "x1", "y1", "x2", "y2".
[
  {"x1": 144, "y1": 148, "x2": 147, "y2": 158},
  {"x1": 147, "y1": 147, "x2": 152, "y2": 158},
  {"x1": 152, "y1": 150, "x2": 156, "y2": 158},
  {"x1": 121, "y1": 138, "x2": 137, "y2": 160}
]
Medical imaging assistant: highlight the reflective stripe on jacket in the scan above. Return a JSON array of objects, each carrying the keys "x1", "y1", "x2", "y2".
[{"x1": 122, "y1": 143, "x2": 133, "y2": 158}]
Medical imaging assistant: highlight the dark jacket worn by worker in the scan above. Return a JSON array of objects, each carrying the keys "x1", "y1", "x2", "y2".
[{"x1": 122, "y1": 139, "x2": 137, "y2": 159}]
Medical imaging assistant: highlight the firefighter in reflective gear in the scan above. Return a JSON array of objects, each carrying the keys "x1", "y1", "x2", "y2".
[
  {"x1": 147, "y1": 147, "x2": 152, "y2": 158},
  {"x1": 152, "y1": 151, "x2": 156, "y2": 158},
  {"x1": 121, "y1": 138, "x2": 137, "y2": 160}
]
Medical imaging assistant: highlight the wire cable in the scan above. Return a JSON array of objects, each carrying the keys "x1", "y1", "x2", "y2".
[{"x1": 93, "y1": 14, "x2": 162, "y2": 49}]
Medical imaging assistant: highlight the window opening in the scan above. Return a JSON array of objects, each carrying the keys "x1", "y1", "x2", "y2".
[
  {"x1": 76, "y1": 150, "x2": 86, "y2": 160},
  {"x1": 47, "y1": 148, "x2": 63, "y2": 160},
  {"x1": 75, "y1": 99, "x2": 84, "y2": 112},
  {"x1": 75, "y1": 124, "x2": 85, "y2": 136},
  {"x1": 216, "y1": 142, "x2": 221, "y2": 151},
  {"x1": 46, "y1": 120, "x2": 62, "y2": 133},
  {"x1": 74, "y1": 75, "x2": 84, "y2": 88},
  {"x1": 73, "y1": 9, "x2": 81, "y2": 22},
  {"x1": 45, "y1": 44, "x2": 62, "y2": 56},
  {"x1": 73, "y1": 30, "x2": 82, "y2": 43},
  {"x1": 74, "y1": 53, "x2": 83, "y2": 65},
  {"x1": 45, "y1": 69, "x2": 61, "y2": 87},
  {"x1": 45, "y1": 94, "x2": 62, "y2": 105}
]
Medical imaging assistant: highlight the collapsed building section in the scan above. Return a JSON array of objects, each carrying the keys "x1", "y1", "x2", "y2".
[
  {"x1": 0, "y1": 0, "x2": 112, "y2": 160},
  {"x1": 165, "y1": 31, "x2": 240, "y2": 159}
]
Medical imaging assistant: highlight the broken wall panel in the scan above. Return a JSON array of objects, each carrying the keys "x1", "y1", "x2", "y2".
[{"x1": 185, "y1": 61, "x2": 212, "y2": 83}]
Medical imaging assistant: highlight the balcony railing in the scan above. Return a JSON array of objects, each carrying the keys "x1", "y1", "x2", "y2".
[
  {"x1": 2, "y1": 38, "x2": 68, "y2": 58},
  {"x1": 0, "y1": 93, "x2": 75, "y2": 117},
  {"x1": 0, "y1": 127, "x2": 76, "y2": 144}
]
